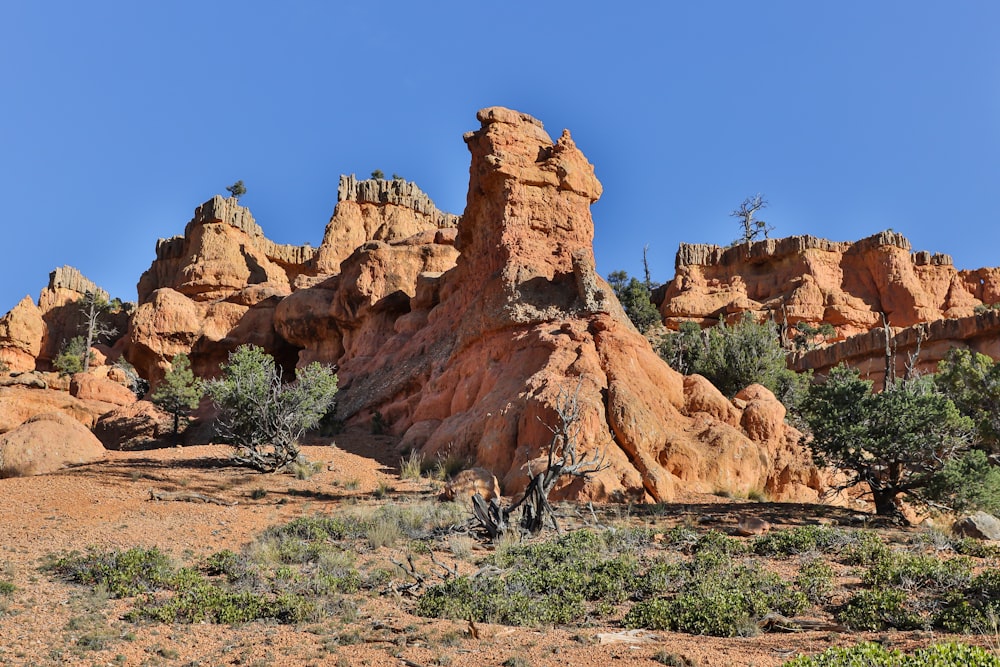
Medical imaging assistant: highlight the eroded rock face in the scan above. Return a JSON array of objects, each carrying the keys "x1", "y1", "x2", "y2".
[
  {"x1": 0, "y1": 296, "x2": 44, "y2": 372},
  {"x1": 0, "y1": 384, "x2": 121, "y2": 434},
  {"x1": 93, "y1": 400, "x2": 175, "y2": 450},
  {"x1": 792, "y1": 310, "x2": 1000, "y2": 388},
  {"x1": 313, "y1": 175, "x2": 459, "y2": 275},
  {"x1": 328, "y1": 107, "x2": 822, "y2": 503},
  {"x1": 659, "y1": 233, "x2": 999, "y2": 339},
  {"x1": 0, "y1": 266, "x2": 130, "y2": 372},
  {"x1": 126, "y1": 197, "x2": 312, "y2": 385}
]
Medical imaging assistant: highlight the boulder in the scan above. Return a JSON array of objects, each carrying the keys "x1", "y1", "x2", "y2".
[
  {"x1": 441, "y1": 467, "x2": 502, "y2": 502},
  {"x1": 952, "y1": 511, "x2": 1000, "y2": 541},
  {"x1": 0, "y1": 296, "x2": 45, "y2": 372},
  {"x1": 0, "y1": 411, "x2": 105, "y2": 477},
  {"x1": 69, "y1": 372, "x2": 137, "y2": 406},
  {"x1": 0, "y1": 385, "x2": 111, "y2": 433},
  {"x1": 93, "y1": 401, "x2": 175, "y2": 450}
]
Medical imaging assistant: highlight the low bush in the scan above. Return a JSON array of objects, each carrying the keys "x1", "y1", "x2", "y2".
[{"x1": 783, "y1": 642, "x2": 1000, "y2": 667}]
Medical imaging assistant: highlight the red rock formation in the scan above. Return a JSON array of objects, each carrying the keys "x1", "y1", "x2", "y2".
[
  {"x1": 127, "y1": 182, "x2": 458, "y2": 386},
  {"x1": 0, "y1": 296, "x2": 44, "y2": 372},
  {"x1": 0, "y1": 411, "x2": 105, "y2": 478},
  {"x1": 658, "y1": 232, "x2": 1000, "y2": 387},
  {"x1": 792, "y1": 310, "x2": 1000, "y2": 388},
  {"x1": 126, "y1": 196, "x2": 316, "y2": 384},
  {"x1": 659, "y1": 233, "x2": 1000, "y2": 339},
  {"x1": 0, "y1": 266, "x2": 130, "y2": 372},
  {"x1": 325, "y1": 107, "x2": 821, "y2": 503},
  {"x1": 313, "y1": 175, "x2": 459, "y2": 275}
]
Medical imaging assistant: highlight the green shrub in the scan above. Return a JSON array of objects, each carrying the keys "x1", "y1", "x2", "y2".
[
  {"x1": 783, "y1": 642, "x2": 1000, "y2": 667},
  {"x1": 837, "y1": 588, "x2": 923, "y2": 631},
  {"x1": 796, "y1": 559, "x2": 835, "y2": 603},
  {"x1": 53, "y1": 336, "x2": 90, "y2": 375},
  {"x1": 207, "y1": 345, "x2": 338, "y2": 472},
  {"x1": 753, "y1": 525, "x2": 848, "y2": 557},
  {"x1": 50, "y1": 547, "x2": 174, "y2": 598},
  {"x1": 862, "y1": 553, "x2": 973, "y2": 592},
  {"x1": 624, "y1": 560, "x2": 806, "y2": 637}
]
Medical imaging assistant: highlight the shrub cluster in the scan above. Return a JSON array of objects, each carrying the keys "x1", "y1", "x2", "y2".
[{"x1": 784, "y1": 642, "x2": 1000, "y2": 667}]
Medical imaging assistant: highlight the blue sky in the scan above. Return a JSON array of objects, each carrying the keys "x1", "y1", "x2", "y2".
[{"x1": 2, "y1": 2, "x2": 999, "y2": 313}]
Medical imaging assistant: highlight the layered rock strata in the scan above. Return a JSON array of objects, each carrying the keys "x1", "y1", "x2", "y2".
[{"x1": 659, "y1": 232, "x2": 999, "y2": 339}]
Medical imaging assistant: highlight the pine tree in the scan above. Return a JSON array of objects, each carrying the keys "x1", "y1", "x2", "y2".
[{"x1": 151, "y1": 353, "x2": 204, "y2": 439}]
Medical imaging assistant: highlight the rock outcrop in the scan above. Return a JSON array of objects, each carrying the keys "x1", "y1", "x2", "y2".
[
  {"x1": 658, "y1": 231, "x2": 1000, "y2": 387},
  {"x1": 792, "y1": 309, "x2": 1000, "y2": 387},
  {"x1": 659, "y1": 232, "x2": 999, "y2": 339},
  {"x1": 126, "y1": 196, "x2": 317, "y2": 384},
  {"x1": 321, "y1": 107, "x2": 822, "y2": 503},
  {"x1": 0, "y1": 411, "x2": 106, "y2": 478},
  {"x1": 0, "y1": 266, "x2": 130, "y2": 372},
  {"x1": 126, "y1": 179, "x2": 459, "y2": 386},
  {"x1": 313, "y1": 175, "x2": 459, "y2": 275},
  {"x1": 0, "y1": 296, "x2": 45, "y2": 372}
]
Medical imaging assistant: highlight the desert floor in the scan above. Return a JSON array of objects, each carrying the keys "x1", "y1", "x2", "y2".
[{"x1": 0, "y1": 434, "x2": 981, "y2": 667}]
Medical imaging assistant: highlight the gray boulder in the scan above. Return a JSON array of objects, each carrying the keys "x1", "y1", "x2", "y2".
[{"x1": 952, "y1": 511, "x2": 1000, "y2": 540}]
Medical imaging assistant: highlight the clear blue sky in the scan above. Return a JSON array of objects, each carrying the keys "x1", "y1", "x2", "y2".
[{"x1": 2, "y1": 2, "x2": 999, "y2": 313}]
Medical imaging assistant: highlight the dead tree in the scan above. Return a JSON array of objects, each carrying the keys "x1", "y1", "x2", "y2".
[
  {"x1": 79, "y1": 291, "x2": 119, "y2": 372},
  {"x1": 472, "y1": 381, "x2": 610, "y2": 538},
  {"x1": 731, "y1": 194, "x2": 773, "y2": 245}
]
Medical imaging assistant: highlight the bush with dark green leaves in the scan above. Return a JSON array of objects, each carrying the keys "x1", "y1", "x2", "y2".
[
  {"x1": 658, "y1": 314, "x2": 811, "y2": 408},
  {"x1": 783, "y1": 642, "x2": 1000, "y2": 667},
  {"x1": 150, "y1": 353, "x2": 203, "y2": 438},
  {"x1": 53, "y1": 335, "x2": 91, "y2": 375},
  {"x1": 800, "y1": 365, "x2": 981, "y2": 517},
  {"x1": 624, "y1": 556, "x2": 807, "y2": 636},
  {"x1": 607, "y1": 270, "x2": 661, "y2": 333}
]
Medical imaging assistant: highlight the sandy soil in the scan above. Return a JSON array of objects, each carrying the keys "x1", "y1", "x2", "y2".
[{"x1": 0, "y1": 434, "x2": 981, "y2": 667}]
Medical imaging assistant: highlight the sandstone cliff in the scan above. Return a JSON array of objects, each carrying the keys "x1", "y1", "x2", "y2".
[{"x1": 659, "y1": 232, "x2": 1000, "y2": 339}]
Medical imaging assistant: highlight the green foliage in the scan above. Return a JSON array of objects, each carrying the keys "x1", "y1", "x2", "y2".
[
  {"x1": 838, "y1": 588, "x2": 923, "y2": 630},
  {"x1": 225, "y1": 180, "x2": 246, "y2": 199},
  {"x1": 783, "y1": 642, "x2": 1000, "y2": 667},
  {"x1": 935, "y1": 348, "x2": 1000, "y2": 452},
  {"x1": 49, "y1": 547, "x2": 175, "y2": 598},
  {"x1": 796, "y1": 559, "x2": 835, "y2": 603},
  {"x1": 150, "y1": 353, "x2": 203, "y2": 437},
  {"x1": 207, "y1": 345, "x2": 338, "y2": 472},
  {"x1": 0, "y1": 580, "x2": 16, "y2": 596},
  {"x1": 800, "y1": 365, "x2": 975, "y2": 516},
  {"x1": 607, "y1": 270, "x2": 661, "y2": 333},
  {"x1": 659, "y1": 314, "x2": 808, "y2": 405},
  {"x1": 752, "y1": 525, "x2": 848, "y2": 557},
  {"x1": 793, "y1": 321, "x2": 836, "y2": 350},
  {"x1": 370, "y1": 169, "x2": 385, "y2": 180},
  {"x1": 658, "y1": 321, "x2": 704, "y2": 375},
  {"x1": 53, "y1": 335, "x2": 90, "y2": 375},
  {"x1": 926, "y1": 449, "x2": 1000, "y2": 515},
  {"x1": 624, "y1": 558, "x2": 807, "y2": 636}
]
